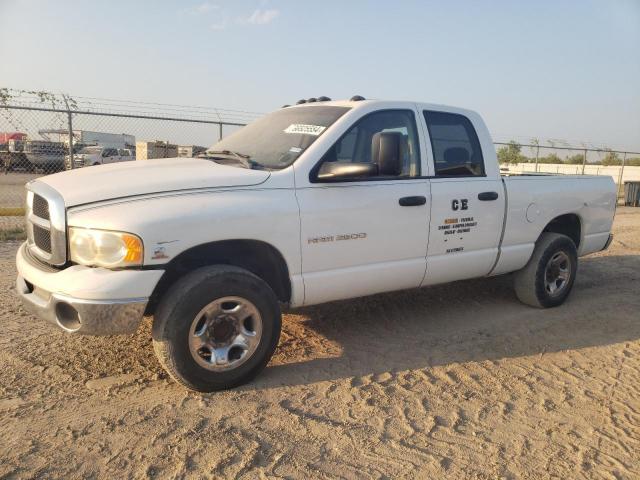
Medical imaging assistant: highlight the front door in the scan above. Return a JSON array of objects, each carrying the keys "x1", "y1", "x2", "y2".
[{"x1": 296, "y1": 109, "x2": 431, "y2": 305}]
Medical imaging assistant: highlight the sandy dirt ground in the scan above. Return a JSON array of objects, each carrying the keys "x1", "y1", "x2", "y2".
[{"x1": 1, "y1": 209, "x2": 639, "y2": 479}]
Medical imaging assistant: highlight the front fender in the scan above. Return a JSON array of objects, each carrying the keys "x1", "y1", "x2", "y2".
[{"x1": 67, "y1": 187, "x2": 302, "y2": 276}]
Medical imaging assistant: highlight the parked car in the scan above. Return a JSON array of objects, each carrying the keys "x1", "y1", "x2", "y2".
[
  {"x1": 16, "y1": 98, "x2": 616, "y2": 392},
  {"x1": 66, "y1": 146, "x2": 135, "y2": 169},
  {"x1": 23, "y1": 140, "x2": 66, "y2": 171}
]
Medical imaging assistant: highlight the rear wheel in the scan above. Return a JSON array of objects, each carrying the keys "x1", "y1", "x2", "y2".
[
  {"x1": 514, "y1": 233, "x2": 578, "y2": 308},
  {"x1": 152, "y1": 265, "x2": 281, "y2": 392}
]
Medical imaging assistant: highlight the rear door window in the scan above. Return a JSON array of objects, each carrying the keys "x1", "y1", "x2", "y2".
[{"x1": 423, "y1": 111, "x2": 484, "y2": 177}]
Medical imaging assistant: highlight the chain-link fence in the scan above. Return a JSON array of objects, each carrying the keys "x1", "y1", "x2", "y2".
[
  {"x1": 2, "y1": 89, "x2": 640, "y2": 236},
  {"x1": 1, "y1": 90, "x2": 262, "y2": 237},
  {"x1": 495, "y1": 142, "x2": 640, "y2": 202}
]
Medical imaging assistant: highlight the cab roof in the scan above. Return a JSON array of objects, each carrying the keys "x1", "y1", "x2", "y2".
[{"x1": 285, "y1": 98, "x2": 477, "y2": 118}]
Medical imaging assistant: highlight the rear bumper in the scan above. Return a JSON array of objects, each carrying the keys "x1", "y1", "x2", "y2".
[
  {"x1": 601, "y1": 234, "x2": 614, "y2": 251},
  {"x1": 15, "y1": 242, "x2": 163, "y2": 335}
]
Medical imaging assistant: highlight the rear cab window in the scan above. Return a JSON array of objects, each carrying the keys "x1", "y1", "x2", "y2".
[{"x1": 423, "y1": 111, "x2": 485, "y2": 177}]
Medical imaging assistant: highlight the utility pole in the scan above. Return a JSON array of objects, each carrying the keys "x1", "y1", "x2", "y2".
[
  {"x1": 581, "y1": 149, "x2": 587, "y2": 175},
  {"x1": 618, "y1": 152, "x2": 627, "y2": 203},
  {"x1": 62, "y1": 94, "x2": 74, "y2": 169}
]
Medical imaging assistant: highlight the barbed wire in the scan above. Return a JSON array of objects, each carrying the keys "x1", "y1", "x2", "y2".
[
  {"x1": 1, "y1": 88, "x2": 637, "y2": 154},
  {"x1": 71, "y1": 95, "x2": 264, "y2": 115},
  {"x1": 1, "y1": 89, "x2": 262, "y2": 124}
]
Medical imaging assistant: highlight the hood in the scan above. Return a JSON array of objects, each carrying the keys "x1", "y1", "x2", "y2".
[{"x1": 38, "y1": 157, "x2": 270, "y2": 206}]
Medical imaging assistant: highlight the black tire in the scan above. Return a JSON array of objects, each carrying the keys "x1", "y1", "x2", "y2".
[
  {"x1": 152, "y1": 265, "x2": 281, "y2": 392},
  {"x1": 514, "y1": 233, "x2": 578, "y2": 308}
]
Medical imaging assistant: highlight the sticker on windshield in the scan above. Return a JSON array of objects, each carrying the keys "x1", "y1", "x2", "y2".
[{"x1": 284, "y1": 124, "x2": 326, "y2": 136}]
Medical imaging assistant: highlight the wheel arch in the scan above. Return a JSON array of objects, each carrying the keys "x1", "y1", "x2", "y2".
[
  {"x1": 540, "y1": 213, "x2": 582, "y2": 249},
  {"x1": 146, "y1": 239, "x2": 291, "y2": 315}
]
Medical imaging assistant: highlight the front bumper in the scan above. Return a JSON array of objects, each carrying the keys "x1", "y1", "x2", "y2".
[
  {"x1": 602, "y1": 234, "x2": 614, "y2": 251},
  {"x1": 16, "y1": 275, "x2": 147, "y2": 334},
  {"x1": 15, "y1": 242, "x2": 163, "y2": 335}
]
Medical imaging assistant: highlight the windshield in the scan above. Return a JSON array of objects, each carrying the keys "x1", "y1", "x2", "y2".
[
  {"x1": 207, "y1": 105, "x2": 350, "y2": 169},
  {"x1": 78, "y1": 146, "x2": 102, "y2": 154}
]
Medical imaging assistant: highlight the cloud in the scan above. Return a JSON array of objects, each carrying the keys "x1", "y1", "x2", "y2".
[
  {"x1": 186, "y1": 2, "x2": 219, "y2": 14},
  {"x1": 210, "y1": 18, "x2": 228, "y2": 30},
  {"x1": 245, "y1": 8, "x2": 279, "y2": 25}
]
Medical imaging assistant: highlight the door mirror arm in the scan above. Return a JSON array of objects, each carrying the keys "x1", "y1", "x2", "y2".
[{"x1": 315, "y1": 162, "x2": 378, "y2": 182}]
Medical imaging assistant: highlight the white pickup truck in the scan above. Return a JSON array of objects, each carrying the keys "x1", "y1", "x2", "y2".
[
  {"x1": 16, "y1": 98, "x2": 616, "y2": 392},
  {"x1": 66, "y1": 146, "x2": 135, "y2": 169}
]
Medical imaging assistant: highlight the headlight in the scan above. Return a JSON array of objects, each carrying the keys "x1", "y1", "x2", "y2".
[{"x1": 69, "y1": 227, "x2": 143, "y2": 268}]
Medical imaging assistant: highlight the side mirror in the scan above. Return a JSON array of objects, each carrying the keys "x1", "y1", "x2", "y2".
[
  {"x1": 316, "y1": 161, "x2": 378, "y2": 181},
  {"x1": 372, "y1": 131, "x2": 402, "y2": 176}
]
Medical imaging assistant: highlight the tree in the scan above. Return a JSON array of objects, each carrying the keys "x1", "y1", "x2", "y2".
[
  {"x1": 497, "y1": 141, "x2": 526, "y2": 164},
  {"x1": 565, "y1": 154, "x2": 584, "y2": 165},
  {"x1": 601, "y1": 151, "x2": 621, "y2": 166},
  {"x1": 538, "y1": 153, "x2": 562, "y2": 164}
]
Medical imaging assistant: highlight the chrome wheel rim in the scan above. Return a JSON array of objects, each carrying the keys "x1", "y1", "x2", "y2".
[
  {"x1": 544, "y1": 251, "x2": 571, "y2": 296},
  {"x1": 188, "y1": 296, "x2": 263, "y2": 372}
]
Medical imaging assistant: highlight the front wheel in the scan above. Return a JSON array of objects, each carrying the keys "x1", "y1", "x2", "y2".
[
  {"x1": 513, "y1": 233, "x2": 578, "y2": 308},
  {"x1": 152, "y1": 265, "x2": 281, "y2": 392}
]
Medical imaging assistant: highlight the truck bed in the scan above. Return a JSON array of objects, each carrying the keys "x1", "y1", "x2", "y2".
[{"x1": 490, "y1": 174, "x2": 616, "y2": 276}]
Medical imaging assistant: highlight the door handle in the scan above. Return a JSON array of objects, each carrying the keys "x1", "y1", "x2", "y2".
[
  {"x1": 399, "y1": 196, "x2": 427, "y2": 206},
  {"x1": 478, "y1": 191, "x2": 499, "y2": 201}
]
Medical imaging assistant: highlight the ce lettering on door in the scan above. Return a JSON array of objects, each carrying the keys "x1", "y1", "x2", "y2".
[{"x1": 451, "y1": 199, "x2": 468, "y2": 211}]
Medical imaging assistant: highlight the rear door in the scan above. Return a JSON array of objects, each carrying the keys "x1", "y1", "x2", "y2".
[{"x1": 421, "y1": 110, "x2": 505, "y2": 285}]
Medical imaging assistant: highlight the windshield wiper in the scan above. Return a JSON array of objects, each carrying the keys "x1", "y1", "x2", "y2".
[{"x1": 203, "y1": 150, "x2": 261, "y2": 170}]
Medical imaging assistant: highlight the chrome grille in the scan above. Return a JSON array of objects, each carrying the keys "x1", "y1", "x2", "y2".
[
  {"x1": 33, "y1": 224, "x2": 52, "y2": 253},
  {"x1": 25, "y1": 182, "x2": 66, "y2": 266},
  {"x1": 32, "y1": 194, "x2": 50, "y2": 219}
]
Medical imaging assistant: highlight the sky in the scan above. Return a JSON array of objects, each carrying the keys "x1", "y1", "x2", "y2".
[{"x1": 1, "y1": 0, "x2": 639, "y2": 151}]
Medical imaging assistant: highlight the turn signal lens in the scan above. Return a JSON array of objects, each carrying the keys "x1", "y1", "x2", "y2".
[{"x1": 122, "y1": 234, "x2": 143, "y2": 264}]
